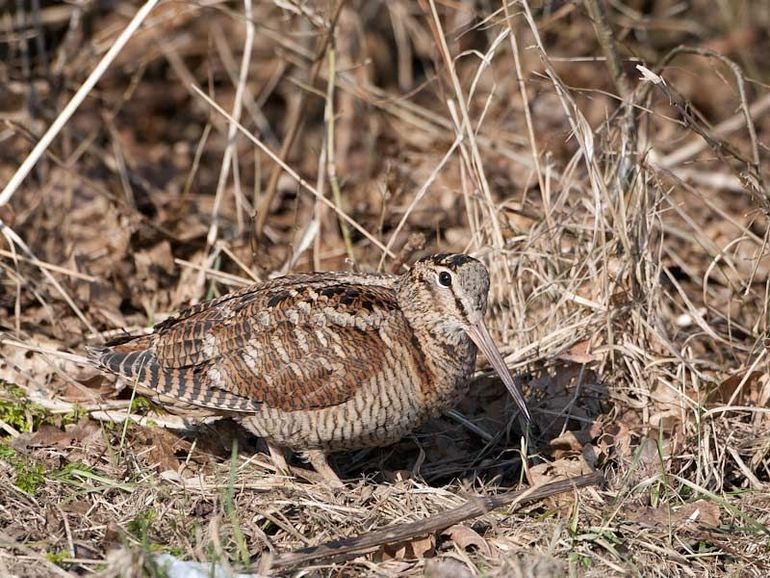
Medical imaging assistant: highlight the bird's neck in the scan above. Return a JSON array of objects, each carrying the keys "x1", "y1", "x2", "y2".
[{"x1": 396, "y1": 281, "x2": 477, "y2": 403}]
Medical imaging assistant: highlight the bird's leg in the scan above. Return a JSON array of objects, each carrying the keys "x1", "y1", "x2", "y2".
[
  {"x1": 305, "y1": 450, "x2": 345, "y2": 488},
  {"x1": 267, "y1": 442, "x2": 289, "y2": 475}
]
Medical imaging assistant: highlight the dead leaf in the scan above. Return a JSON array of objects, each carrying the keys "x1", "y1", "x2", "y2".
[
  {"x1": 148, "y1": 436, "x2": 181, "y2": 473},
  {"x1": 676, "y1": 500, "x2": 720, "y2": 527},
  {"x1": 441, "y1": 524, "x2": 491, "y2": 557},
  {"x1": 60, "y1": 500, "x2": 91, "y2": 515},
  {"x1": 102, "y1": 522, "x2": 122, "y2": 552},
  {"x1": 708, "y1": 371, "x2": 763, "y2": 407},
  {"x1": 549, "y1": 430, "x2": 587, "y2": 459},
  {"x1": 374, "y1": 534, "x2": 435, "y2": 561},
  {"x1": 625, "y1": 499, "x2": 720, "y2": 530},
  {"x1": 134, "y1": 241, "x2": 175, "y2": 281},
  {"x1": 528, "y1": 457, "x2": 595, "y2": 513},
  {"x1": 626, "y1": 437, "x2": 662, "y2": 488},
  {"x1": 558, "y1": 339, "x2": 600, "y2": 364},
  {"x1": 11, "y1": 420, "x2": 100, "y2": 451},
  {"x1": 529, "y1": 457, "x2": 594, "y2": 485},
  {"x1": 135, "y1": 427, "x2": 187, "y2": 473},
  {"x1": 57, "y1": 372, "x2": 119, "y2": 404},
  {"x1": 649, "y1": 382, "x2": 687, "y2": 427}
]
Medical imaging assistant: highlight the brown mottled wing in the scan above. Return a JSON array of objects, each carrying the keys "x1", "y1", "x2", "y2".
[{"x1": 90, "y1": 273, "x2": 409, "y2": 413}]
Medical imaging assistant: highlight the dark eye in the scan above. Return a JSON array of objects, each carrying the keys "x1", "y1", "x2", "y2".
[{"x1": 438, "y1": 271, "x2": 452, "y2": 287}]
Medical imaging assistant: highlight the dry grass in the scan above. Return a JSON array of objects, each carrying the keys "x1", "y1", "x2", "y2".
[{"x1": 1, "y1": 0, "x2": 770, "y2": 576}]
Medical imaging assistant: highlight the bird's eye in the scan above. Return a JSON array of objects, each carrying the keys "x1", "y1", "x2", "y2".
[{"x1": 438, "y1": 271, "x2": 452, "y2": 287}]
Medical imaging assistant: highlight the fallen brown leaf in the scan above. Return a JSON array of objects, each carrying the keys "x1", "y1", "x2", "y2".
[
  {"x1": 527, "y1": 457, "x2": 595, "y2": 513},
  {"x1": 708, "y1": 371, "x2": 763, "y2": 407},
  {"x1": 549, "y1": 430, "x2": 588, "y2": 459},
  {"x1": 625, "y1": 499, "x2": 720, "y2": 530},
  {"x1": 11, "y1": 420, "x2": 100, "y2": 451},
  {"x1": 374, "y1": 533, "x2": 435, "y2": 561},
  {"x1": 441, "y1": 524, "x2": 491, "y2": 557}
]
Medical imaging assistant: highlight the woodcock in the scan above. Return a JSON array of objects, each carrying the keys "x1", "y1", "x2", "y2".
[{"x1": 89, "y1": 253, "x2": 531, "y2": 485}]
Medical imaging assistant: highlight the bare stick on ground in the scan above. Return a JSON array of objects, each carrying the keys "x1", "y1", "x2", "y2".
[{"x1": 259, "y1": 471, "x2": 603, "y2": 571}]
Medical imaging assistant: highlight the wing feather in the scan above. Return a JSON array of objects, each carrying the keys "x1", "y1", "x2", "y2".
[{"x1": 90, "y1": 273, "x2": 408, "y2": 412}]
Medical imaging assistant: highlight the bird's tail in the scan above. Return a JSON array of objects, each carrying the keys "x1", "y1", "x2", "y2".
[{"x1": 87, "y1": 342, "x2": 259, "y2": 413}]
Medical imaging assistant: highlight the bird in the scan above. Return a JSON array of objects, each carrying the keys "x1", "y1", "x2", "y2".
[{"x1": 88, "y1": 253, "x2": 530, "y2": 486}]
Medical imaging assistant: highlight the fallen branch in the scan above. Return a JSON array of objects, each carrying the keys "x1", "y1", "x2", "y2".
[{"x1": 257, "y1": 471, "x2": 603, "y2": 571}]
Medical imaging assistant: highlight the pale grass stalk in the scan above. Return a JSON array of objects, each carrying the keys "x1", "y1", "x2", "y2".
[
  {"x1": 324, "y1": 37, "x2": 355, "y2": 264},
  {"x1": 0, "y1": 249, "x2": 97, "y2": 282},
  {"x1": 427, "y1": 0, "x2": 505, "y2": 251},
  {"x1": 437, "y1": 26, "x2": 524, "y2": 321},
  {"x1": 312, "y1": 143, "x2": 328, "y2": 272},
  {"x1": 211, "y1": 22, "x2": 277, "y2": 147},
  {"x1": 337, "y1": 70, "x2": 546, "y2": 175},
  {"x1": 196, "y1": 0, "x2": 255, "y2": 293},
  {"x1": 726, "y1": 446, "x2": 764, "y2": 489},
  {"x1": 217, "y1": 241, "x2": 262, "y2": 283},
  {"x1": 519, "y1": 0, "x2": 606, "y2": 251},
  {"x1": 501, "y1": 2, "x2": 548, "y2": 229},
  {"x1": 378, "y1": 137, "x2": 462, "y2": 271},
  {"x1": 0, "y1": 224, "x2": 96, "y2": 334},
  {"x1": 445, "y1": 99, "x2": 507, "y2": 278},
  {"x1": 280, "y1": 218, "x2": 320, "y2": 275},
  {"x1": 0, "y1": 0, "x2": 161, "y2": 206},
  {"x1": 458, "y1": 159, "x2": 480, "y2": 251},
  {"x1": 0, "y1": 336, "x2": 90, "y2": 365},
  {"x1": 174, "y1": 258, "x2": 252, "y2": 287},
  {"x1": 192, "y1": 85, "x2": 395, "y2": 258},
  {"x1": 658, "y1": 93, "x2": 770, "y2": 169}
]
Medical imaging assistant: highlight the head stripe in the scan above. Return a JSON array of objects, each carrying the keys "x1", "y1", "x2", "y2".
[{"x1": 421, "y1": 253, "x2": 478, "y2": 269}]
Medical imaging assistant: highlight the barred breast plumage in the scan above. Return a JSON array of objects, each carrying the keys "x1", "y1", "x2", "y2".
[{"x1": 89, "y1": 253, "x2": 530, "y2": 485}]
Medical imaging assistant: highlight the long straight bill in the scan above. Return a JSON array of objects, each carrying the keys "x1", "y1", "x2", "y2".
[{"x1": 466, "y1": 318, "x2": 531, "y2": 423}]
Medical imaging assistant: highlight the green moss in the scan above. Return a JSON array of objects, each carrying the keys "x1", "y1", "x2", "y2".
[
  {"x1": 16, "y1": 462, "x2": 45, "y2": 494},
  {"x1": 0, "y1": 384, "x2": 49, "y2": 433},
  {"x1": 0, "y1": 444, "x2": 15, "y2": 461},
  {"x1": 44, "y1": 549, "x2": 69, "y2": 567},
  {"x1": 129, "y1": 395, "x2": 152, "y2": 414},
  {"x1": 60, "y1": 405, "x2": 87, "y2": 426},
  {"x1": 165, "y1": 545, "x2": 186, "y2": 557},
  {"x1": 0, "y1": 443, "x2": 46, "y2": 494},
  {"x1": 127, "y1": 509, "x2": 158, "y2": 542}
]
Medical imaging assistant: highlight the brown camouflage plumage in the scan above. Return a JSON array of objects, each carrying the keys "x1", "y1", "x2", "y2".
[{"x1": 89, "y1": 254, "x2": 530, "y2": 482}]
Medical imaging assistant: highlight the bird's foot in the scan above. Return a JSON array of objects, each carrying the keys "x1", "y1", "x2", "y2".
[
  {"x1": 267, "y1": 444, "x2": 345, "y2": 488},
  {"x1": 304, "y1": 449, "x2": 345, "y2": 488},
  {"x1": 267, "y1": 442, "x2": 290, "y2": 475}
]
